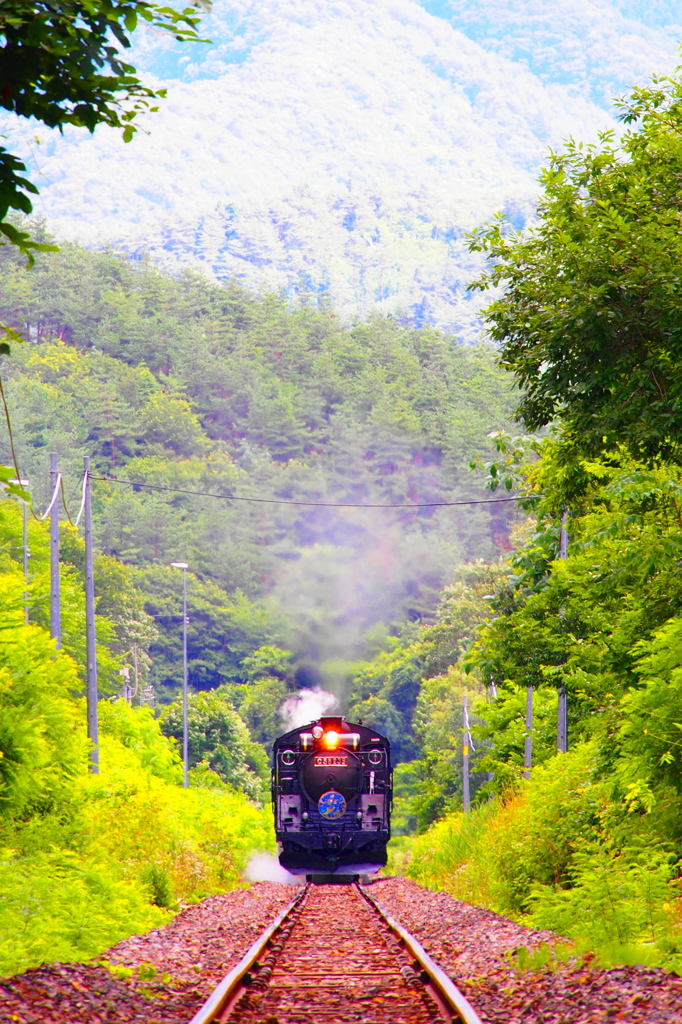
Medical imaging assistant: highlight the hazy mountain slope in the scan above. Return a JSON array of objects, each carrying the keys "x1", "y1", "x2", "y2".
[{"x1": 5, "y1": 0, "x2": 680, "y2": 329}]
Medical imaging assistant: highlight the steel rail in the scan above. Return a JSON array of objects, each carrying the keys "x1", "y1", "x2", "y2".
[
  {"x1": 359, "y1": 884, "x2": 484, "y2": 1024},
  {"x1": 187, "y1": 880, "x2": 483, "y2": 1024},
  {"x1": 187, "y1": 884, "x2": 309, "y2": 1024}
]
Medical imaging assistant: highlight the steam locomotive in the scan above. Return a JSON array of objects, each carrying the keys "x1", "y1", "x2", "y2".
[{"x1": 272, "y1": 716, "x2": 392, "y2": 880}]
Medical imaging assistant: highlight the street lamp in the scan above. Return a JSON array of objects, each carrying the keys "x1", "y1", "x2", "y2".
[
  {"x1": 171, "y1": 561, "x2": 189, "y2": 788},
  {"x1": 10, "y1": 478, "x2": 30, "y2": 624}
]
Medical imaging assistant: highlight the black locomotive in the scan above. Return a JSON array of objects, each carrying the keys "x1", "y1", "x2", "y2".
[{"x1": 272, "y1": 716, "x2": 391, "y2": 879}]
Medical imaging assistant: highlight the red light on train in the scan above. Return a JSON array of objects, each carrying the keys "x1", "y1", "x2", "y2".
[{"x1": 323, "y1": 730, "x2": 340, "y2": 749}]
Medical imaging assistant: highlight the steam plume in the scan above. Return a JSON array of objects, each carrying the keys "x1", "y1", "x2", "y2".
[
  {"x1": 279, "y1": 687, "x2": 339, "y2": 730},
  {"x1": 244, "y1": 853, "x2": 300, "y2": 885}
]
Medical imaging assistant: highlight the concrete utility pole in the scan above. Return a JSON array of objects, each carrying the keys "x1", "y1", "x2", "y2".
[
  {"x1": 10, "y1": 478, "x2": 30, "y2": 622},
  {"x1": 523, "y1": 685, "x2": 533, "y2": 780},
  {"x1": 22, "y1": 486, "x2": 29, "y2": 623},
  {"x1": 557, "y1": 509, "x2": 568, "y2": 754},
  {"x1": 171, "y1": 561, "x2": 189, "y2": 788},
  {"x1": 84, "y1": 456, "x2": 99, "y2": 773},
  {"x1": 49, "y1": 453, "x2": 61, "y2": 647},
  {"x1": 462, "y1": 693, "x2": 471, "y2": 812},
  {"x1": 486, "y1": 679, "x2": 497, "y2": 789}
]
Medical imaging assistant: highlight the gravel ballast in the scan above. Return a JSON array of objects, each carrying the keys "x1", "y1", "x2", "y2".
[
  {"x1": 1, "y1": 878, "x2": 681, "y2": 1023},
  {"x1": 370, "y1": 877, "x2": 682, "y2": 1023}
]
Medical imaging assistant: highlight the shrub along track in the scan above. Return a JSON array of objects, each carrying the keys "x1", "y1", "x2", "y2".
[{"x1": 0, "y1": 879, "x2": 681, "y2": 1023}]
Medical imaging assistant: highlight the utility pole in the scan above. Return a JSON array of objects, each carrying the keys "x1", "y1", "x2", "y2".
[
  {"x1": 22, "y1": 487, "x2": 29, "y2": 623},
  {"x1": 462, "y1": 693, "x2": 471, "y2": 812},
  {"x1": 486, "y1": 678, "x2": 497, "y2": 789},
  {"x1": 10, "y1": 478, "x2": 30, "y2": 622},
  {"x1": 49, "y1": 453, "x2": 61, "y2": 647},
  {"x1": 523, "y1": 685, "x2": 533, "y2": 780},
  {"x1": 84, "y1": 456, "x2": 99, "y2": 773},
  {"x1": 132, "y1": 642, "x2": 139, "y2": 699},
  {"x1": 171, "y1": 561, "x2": 189, "y2": 788},
  {"x1": 557, "y1": 509, "x2": 568, "y2": 754}
]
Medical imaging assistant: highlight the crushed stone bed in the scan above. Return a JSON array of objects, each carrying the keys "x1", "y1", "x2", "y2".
[
  {"x1": 1, "y1": 877, "x2": 681, "y2": 1023},
  {"x1": 370, "y1": 877, "x2": 682, "y2": 1023}
]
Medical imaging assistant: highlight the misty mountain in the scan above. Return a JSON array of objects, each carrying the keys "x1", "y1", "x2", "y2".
[{"x1": 5, "y1": 0, "x2": 680, "y2": 330}]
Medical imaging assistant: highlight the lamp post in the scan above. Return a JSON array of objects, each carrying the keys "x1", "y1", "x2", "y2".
[
  {"x1": 50, "y1": 453, "x2": 61, "y2": 647},
  {"x1": 84, "y1": 457, "x2": 99, "y2": 772},
  {"x1": 10, "y1": 478, "x2": 29, "y2": 623},
  {"x1": 171, "y1": 561, "x2": 189, "y2": 788}
]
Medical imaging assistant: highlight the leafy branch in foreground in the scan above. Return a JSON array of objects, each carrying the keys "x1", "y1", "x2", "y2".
[{"x1": 0, "y1": 1, "x2": 210, "y2": 264}]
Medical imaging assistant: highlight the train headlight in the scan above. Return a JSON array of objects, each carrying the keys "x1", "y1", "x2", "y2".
[
  {"x1": 312, "y1": 725, "x2": 323, "y2": 739},
  {"x1": 323, "y1": 730, "x2": 340, "y2": 749}
]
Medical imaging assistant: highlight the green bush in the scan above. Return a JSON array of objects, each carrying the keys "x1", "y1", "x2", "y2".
[
  {"x1": 0, "y1": 727, "x2": 275, "y2": 976},
  {"x1": 530, "y1": 842, "x2": 681, "y2": 965},
  {"x1": 140, "y1": 864, "x2": 175, "y2": 909},
  {"x1": 0, "y1": 578, "x2": 88, "y2": 815},
  {"x1": 0, "y1": 567, "x2": 276, "y2": 977},
  {"x1": 0, "y1": 846, "x2": 168, "y2": 975},
  {"x1": 404, "y1": 741, "x2": 682, "y2": 970}
]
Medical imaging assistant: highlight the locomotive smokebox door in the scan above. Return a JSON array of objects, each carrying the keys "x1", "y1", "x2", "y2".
[{"x1": 301, "y1": 749, "x2": 362, "y2": 802}]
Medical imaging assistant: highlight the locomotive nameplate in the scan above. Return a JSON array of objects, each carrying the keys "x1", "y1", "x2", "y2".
[{"x1": 314, "y1": 755, "x2": 348, "y2": 767}]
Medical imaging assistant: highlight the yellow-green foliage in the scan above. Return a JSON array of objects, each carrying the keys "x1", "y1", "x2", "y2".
[
  {"x1": 0, "y1": 847, "x2": 169, "y2": 976},
  {"x1": 0, "y1": 573, "x2": 88, "y2": 815},
  {"x1": 0, "y1": 712, "x2": 274, "y2": 976},
  {"x1": 78, "y1": 734, "x2": 274, "y2": 903},
  {"x1": 0, "y1": 554, "x2": 275, "y2": 978},
  {"x1": 409, "y1": 744, "x2": 599, "y2": 913},
  {"x1": 405, "y1": 743, "x2": 682, "y2": 971}
]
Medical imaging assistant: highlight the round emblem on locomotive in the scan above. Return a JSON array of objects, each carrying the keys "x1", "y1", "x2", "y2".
[{"x1": 317, "y1": 790, "x2": 346, "y2": 820}]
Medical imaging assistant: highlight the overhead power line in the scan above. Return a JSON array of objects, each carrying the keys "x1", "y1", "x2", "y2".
[
  {"x1": 0, "y1": 380, "x2": 528, "y2": 514},
  {"x1": 92, "y1": 475, "x2": 526, "y2": 509}
]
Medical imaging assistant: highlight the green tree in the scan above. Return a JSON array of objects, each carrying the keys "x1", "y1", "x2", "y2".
[
  {"x1": 234, "y1": 645, "x2": 294, "y2": 747},
  {"x1": 470, "y1": 61, "x2": 682, "y2": 465},
  {"x1": 159, "y1": 689, "x2": 264, "y2": 800}
]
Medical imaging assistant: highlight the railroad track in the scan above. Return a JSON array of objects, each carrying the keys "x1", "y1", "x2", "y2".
[{"x1": 189, "y1": 881, "x2": 482, "y2": 1024}]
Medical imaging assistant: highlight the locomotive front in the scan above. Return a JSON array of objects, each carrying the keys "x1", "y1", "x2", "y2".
[{"x1": 272, "y1": 716, "x2": 391, "y2": 878}]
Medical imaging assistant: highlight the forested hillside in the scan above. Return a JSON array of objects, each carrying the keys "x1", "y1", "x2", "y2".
[
  {"x1": 0, "y1": 225, "x2": 516, "y2": 709},
  {"x1": 8, "y1": 0, "x2": 679, "y2": 328}
]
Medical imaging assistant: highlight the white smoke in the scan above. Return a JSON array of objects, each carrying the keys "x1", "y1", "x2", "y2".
[
  {"x1": 279, "y1": 687, "x2": 339, "y2": 730},
  {"x1": 244, "y1": 853, "x2": 301, "y2": 885}
]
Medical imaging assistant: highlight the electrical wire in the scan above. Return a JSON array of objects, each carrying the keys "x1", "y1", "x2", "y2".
[
  {"x1": 75, "y1": 470, "x2": 88, "y2": 526},
  {"x1": 92, "y1": 474, "x2": 526, "y2": 509},
  {"x1": 39, "y1": 472, "x2": 62, "y2": 521},
  {"x1": 59, "y1": 474, "x2": 74, "y2": 526},
  {"x1": 0, "y1": 374, "x2": 34, "y2": 515}
]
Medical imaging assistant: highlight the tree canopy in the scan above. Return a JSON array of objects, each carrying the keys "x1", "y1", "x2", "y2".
[{"x1": 470, "y1": 62, "x2": 682, "y2": 466}]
